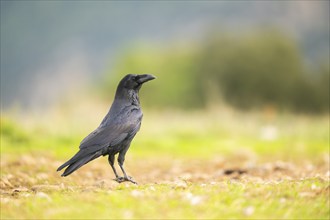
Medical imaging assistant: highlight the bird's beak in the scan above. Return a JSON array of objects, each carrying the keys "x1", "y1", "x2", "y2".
[{"x1": 137, "y1": 74, "x2": 156, "y2": 84}]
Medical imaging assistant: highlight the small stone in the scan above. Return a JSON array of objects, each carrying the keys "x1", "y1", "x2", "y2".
[
  {"x1": 299, "y1": 192, "x2": 315, "y2": 198},
  {"x1": 130, "y1": 190, "x2": 143, "y2": 198},
  {"x1": 180, "y1": 173, "x2": 192, "y2": 180},
  {"x1": 123, "y1": 210, "x2": 133, "y2": 219},
  {"x1": 1, "y1": 178, "x2": 13, "y2": 188},
  {"x1": 23, "y1": 193, "x2": 31, "y2": 198},
  {"x1": 1, "y1": 198, "x2": 11, "y2": 203},
  {"x1": 36, "y1": 173, "x2": 49, "y2": 180},
  {"x1": 173, "y1": 180, "x2": 187, "y2": 189},
  {"x1": 190, "y1": 195, "x2": 203, "y2": 206},
  {"x1": 311, "y1": 184, "x2": 319, "y2": 190},
  {"x1": 93, "y1": 180, "x2": 106, "y2": 188},
  {"x1": 36, "y1": 192, "x2": 52, "y2": 202},
  {"x1": 31, "y1": 184, "x2": 60, "y2": 192},
  {"x1": 184, "y1": 192, "x2": 203, "y2": 206},
  {"x1": 148, "y1": 186, "x2": 156, "y2": 191},
  {"x1": 12, "y1": 187, "x2": 29, "y2": 193},
  {"x1": 279, "y1": 198, "x2": 286, "y2": 204},
  {"x1": 243, "y1": 206, "x2": 255, "y2": 216}
]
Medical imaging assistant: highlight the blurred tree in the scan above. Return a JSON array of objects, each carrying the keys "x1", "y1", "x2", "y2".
[
  {"x1": 104, "y1": 43, "x2": 205, "y2": 109},
  {"x1": 102, "y1": 29, "x2": 329, "y2": 113},
  {"x1": 198, "y1": 30, "x2": 307, "y2": 110},
  {"x1": 291, "y1": 63, "x2": 329, "y2": 112}
]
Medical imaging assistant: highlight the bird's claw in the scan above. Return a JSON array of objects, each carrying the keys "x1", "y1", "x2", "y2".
[
  {"x1": 114, "y1": 176, "x2": 125, "y2": 183},
  {"x1": 114, "y1": 176, "x2": 138, "y2": 185},
  {"x1": 126, "y1": 177, "x2": 138, "y2": 185}
]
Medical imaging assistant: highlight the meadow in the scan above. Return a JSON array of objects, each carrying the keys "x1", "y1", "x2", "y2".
[{"x1": 1, "y1": 103, "x2": 329, "y2": 219}]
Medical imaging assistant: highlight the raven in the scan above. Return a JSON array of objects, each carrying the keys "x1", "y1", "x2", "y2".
[{"x1": 57, "y1": 74, "x2": 155, "y2": 184}]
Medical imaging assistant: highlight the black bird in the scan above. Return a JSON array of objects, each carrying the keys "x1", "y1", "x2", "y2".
[{"x1": 57, "y1": 74, "x2": 155, "y2": 184}]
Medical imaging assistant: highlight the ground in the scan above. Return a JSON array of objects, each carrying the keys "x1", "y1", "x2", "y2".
[{"x1": 1, "y1": 106, "x2": 329, "y2": 219}]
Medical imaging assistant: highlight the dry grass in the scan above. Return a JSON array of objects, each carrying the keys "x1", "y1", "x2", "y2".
[{"x1": 1, "y1": 153, "x2": 329, "y2": 219}]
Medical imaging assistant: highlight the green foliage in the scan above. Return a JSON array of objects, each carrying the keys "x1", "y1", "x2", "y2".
[
  {"x1": 1, "y1": 110, "x2": 328, "y2": 160},
  {"x1": 103, "y1": 29, "x2": 329, "y2": 113},
  {"x1": 104, "y1": 44, "x2": 204, "y2": 109},
  {"x1": 199, "y1": 31, "x2": 303, "y2": 109},
  {"x1": 1, "y1": 117, "x2": 31, "y2": 144}
]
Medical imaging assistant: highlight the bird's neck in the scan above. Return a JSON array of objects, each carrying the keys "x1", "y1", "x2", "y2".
[
  {"x1": 127, "y1": 89, "x2": 140, "y2": 106},
  {"x1": 115, "y1": 89, "x2": 140, "y2": 106}
]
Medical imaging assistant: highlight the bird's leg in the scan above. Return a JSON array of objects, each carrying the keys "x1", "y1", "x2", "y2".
[
  {"x1": 117, "y1": 152, "x2": 137, "y2": 184},
  {"x1": 108, "y1": 155, "x2": 125, "y2": 183}
]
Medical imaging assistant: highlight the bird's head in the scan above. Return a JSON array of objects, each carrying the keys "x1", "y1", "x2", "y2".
[
  {"x1": 115, "y1": 74, "x2": 156, "y2": 101},
  {"x1": 118, "y1": 74, "x2": 156, "y2": 90}
]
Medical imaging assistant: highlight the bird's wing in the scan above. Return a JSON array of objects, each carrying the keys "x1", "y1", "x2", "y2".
[{"x1": 79, "y1": 120, "x2": 140, "y2": 151}]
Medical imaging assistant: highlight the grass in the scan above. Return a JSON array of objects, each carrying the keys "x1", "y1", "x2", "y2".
[
  {"x1": 2, "y1": 179, "x2": 329, "y2": 219},
  {"x1": 1, "y1": 105, "x2": 329, "y2": 219}
]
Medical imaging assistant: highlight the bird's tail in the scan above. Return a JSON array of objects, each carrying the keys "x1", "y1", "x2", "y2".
[{"x1": 57, "y1": 149, "x2": 102, "y2": 177}]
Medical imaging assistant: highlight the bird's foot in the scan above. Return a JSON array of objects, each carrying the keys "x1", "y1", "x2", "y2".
[
  {"x1": 114, "y1": 176, "x2": 138, "y2": 185},
  {"x1": 114, "y1": 176, "x2": 125, "y2": 183},
  {"x1": 125, "y1": 176, "x2": 138, "y2": 185}
]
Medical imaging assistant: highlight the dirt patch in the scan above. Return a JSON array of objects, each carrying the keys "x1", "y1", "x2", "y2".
[{"x1": 1, "y1": 154, "x2": 329, "y2": 196}]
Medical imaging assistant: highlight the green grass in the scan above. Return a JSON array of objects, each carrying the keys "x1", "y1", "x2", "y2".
[
  {"x1": 1, "y1": 108, "x2": 329, "y2": 219},
  {"x1": 1, "y1": 110, "x2": 328, "y2": 160},
  {"x1": 1, "y1": 179, "x2": 329, "y2": 219}
]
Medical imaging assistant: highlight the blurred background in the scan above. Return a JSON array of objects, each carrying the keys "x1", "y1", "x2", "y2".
[
  {"x1": 1, "y1": 2, "x2": 329, "y2": 219},
  {"x1": 1, "y1": 1, "x2": 329, "y2": 113}
]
